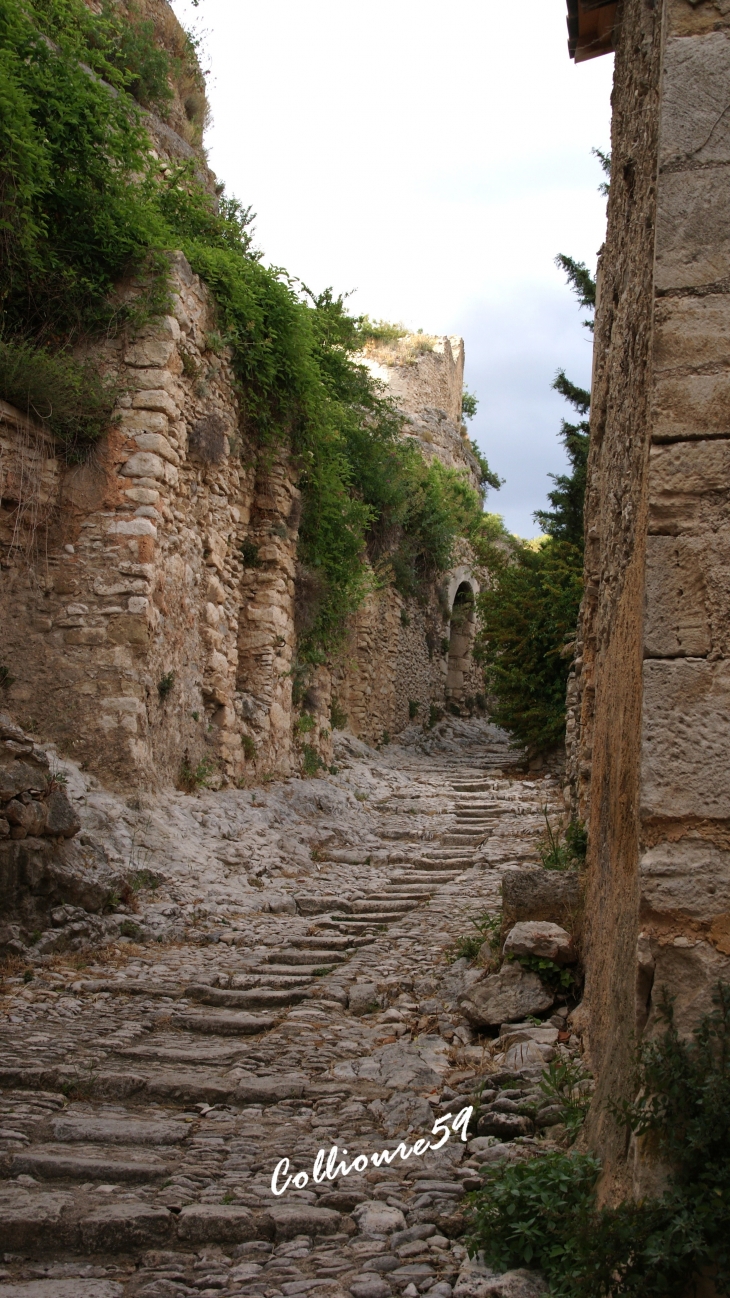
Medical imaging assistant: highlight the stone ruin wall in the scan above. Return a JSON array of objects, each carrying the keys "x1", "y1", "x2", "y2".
[
  {"x1": 569, "y1": 0, "x2": 730, "y2": 1197},
  {"x1": 0, "y1": 267, "x2": 484, "y2": 793}
]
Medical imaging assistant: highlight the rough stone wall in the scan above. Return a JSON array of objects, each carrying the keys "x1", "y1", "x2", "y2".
[
  {"x1": 329, "y1": 344, "x2": 485, "y2": 748},
  {"x1": 573, "y1": 0, "x2": 730, "y2": 1198},
  {"x1": 0, "y1": 253, "x2": 297, "y2": 792}
]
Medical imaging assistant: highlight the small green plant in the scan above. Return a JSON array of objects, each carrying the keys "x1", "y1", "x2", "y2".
[
  {"x1": 205, "y1": 330, "x2": 227, "y2": 355},
  {"x1": 380, "y1": 729, "x2": 390, "y2": 746},
  {"x1": 328, "y1": 764, "x2": 339, "y2": 775},
  {"x1": 450, "y1": 912, "x2": 500, "y2": 964},
  {"x1": 0, "y1": 666, "x2": 16, "y2": 690},
  {"x1": 191, "y1": 711, "x2": 199, "y2": 721},
  {"x1": 539, "y1": 1057, "x2": 592, "y2": 1143},
  {"x1": 295, "y1": 712, "x2": 316, "y2": 736},
  {"x1": 400, "y1": 608, "x2": 411, "y2": 627},
  {"x1": 23, "y1": 969, "x2": 34, "y2": 983},
  {"x1": 312, "y1": 965, "x2": 335, "y2": 977},
  {"x1": 440, "y1": 637, "x2": 450, "y2": 656},
  {"x1": 221, "y1": 1191, "x2": 235, "y2": 1204},
  {"x1": 130, "y1": 869, "x2": 159, "y2": 892},
  {"x1": 157, "y1": 670, "x2": 175, "y2": 700},
  {"x1": 178, "y1": 753, "x2": 215, "y2": 793},
  {"x1": 507, "y1": 950, "x2": 576, "y2": 992},
  {"x1": 354, "y1": 791, "x2": 368, "y2": 802},
  {"x1": 462, "y1": 388, "x2": 478, "y2": 420},
  {"x1": 301, "y1": 745, "x2": 325, "y2": 777},
  {"x1": 241, "y1": 734, "x2": 256, "y2": 761},
  {"x1": 538, "y1": 809, "x2": 587, "y2": 871},
  {"x1": 329, "y1": 698, "x2": 348, "y2": 730},
  {"x1": 408, "y1": 699, "x2": 419, "y2": 720},
  {"x1": 427, "y1": 703, "x2": 444, "y2": 730},
  {"x1": 119, "y1": 918, "x2": 142, "y2": 939},
  {"x1": 240, "y1": 540, "x2": 261, "y2": 568}
]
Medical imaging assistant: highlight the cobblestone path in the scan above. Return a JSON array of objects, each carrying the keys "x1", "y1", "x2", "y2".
[{"x1": 0, "y1": 722, "x2": 564, "y2": 1298}]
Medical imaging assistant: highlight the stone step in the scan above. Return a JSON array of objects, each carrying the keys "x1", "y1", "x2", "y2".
[
  {"x1": 52, "y1": 1115, "x2": 189, "y2": 1144},
  {"x1": 342, "y1": 909, "x2": 412, "y2": 922},
  {"x1": 8, "y1": 1148, "x2": 170, "y2": 1182},
  {"x1": 440, "y1": 834, "x2": 485, "y2": 846},
  {"x1": 287, "y1": 935, "x2": 363, "y2": 949},
  {"x1": 263, "y1": 948, "x2": 351, "y2": 965},
  {"x1": 185, "y1": 985, "x2": 308, "y2": 1009},
  {"x1": 255, "y1": 964, "x2": 331, "y2": 977},
  {"x1": 174, "y1": 1011, "x2": 278, "y2": 1035},
  {"x1": 351, "y1": 900, "x2": 416, "y2": 913}
]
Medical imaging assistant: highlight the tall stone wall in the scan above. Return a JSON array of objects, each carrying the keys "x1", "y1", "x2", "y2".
[{"x1": 572, "y1": 0, "x2": 730, "y2": 1197}]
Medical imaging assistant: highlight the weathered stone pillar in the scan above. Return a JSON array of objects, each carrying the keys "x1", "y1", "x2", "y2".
[{"x1": 576, "y1": 0, "x2": 730, "y2": 1194}]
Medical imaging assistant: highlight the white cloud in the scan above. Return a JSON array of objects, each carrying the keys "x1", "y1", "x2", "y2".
[{"x1": 171, "y1": 0, "x2": 612, "y2": 534}]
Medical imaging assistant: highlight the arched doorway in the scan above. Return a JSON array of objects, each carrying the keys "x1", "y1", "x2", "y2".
[{"x1": 446, "y1": 580, "x2": 476, "y2": 702}]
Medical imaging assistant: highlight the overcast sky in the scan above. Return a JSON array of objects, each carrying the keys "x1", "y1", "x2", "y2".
[{"x1": 170, "y1": 0, "x2": 614, "y2": 536}]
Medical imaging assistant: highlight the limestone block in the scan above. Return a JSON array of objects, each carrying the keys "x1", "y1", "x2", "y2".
[
  {"x1": 124, "y1": 487, "x2": 159, "y2": 505},
  {"x1": 106, "y1": 616, "x2": 150, "y2": 647},
  {"x1": 128, "y1": 367, "x2": 178, "y2": 392},
  {"x1": 648, "y1": 439, "x2": 730, "y2": 533},
  {"x1": 459, "y1": 961, "x2": 554, "y2": 1027},
  {"x1": 646, "y1": 938, "x2": 730, "y2": 1035},
  {"x1": 642, "y1": 659, "x2": 730, "y2": 818},
  {"x1": 640, "y1": 838, "x2": 730, "y2": 923},
  {"x1": 661, "y1": 32, "x2": 730, "y2": 168},
  {"x1": 124, "y1": 337, "x2": 175, "y2": 367},
  {"x1": 644, "y1": 536, "x2": 710, "y2": 657},
  {"x1": 118, "y1": 410, "x2": 169, "y2": 437},
  {"x1": 502, "y1": 921, "x2": 576, "y2": 965},
  {"x1": 163, "y1": 461, "x2": 179, "y2": 488},
  {"x1": 107, "y1": 518, "x2": 157, "y2": 539},
  {"x1": 654, "y1": 295, "x2": 730, "y2": 375},
  {"x1": 655, "y1": 165, "x2": 730, "y2": 290},
  {"x1": 652, "y1": 372, "x2": 730, "y2": 442},
  {"x1": 132, "y1": 433, "x2": 179, "y2": 465},
  {"x1": 132, "y1": 389, "x2": 179, "y2": 419},
  {"x1": 121, "y1": 452, "x2": 166, "y2": 480},
  {"x1": 63, "y1": 627, "x2": 106, "y2": 646}
]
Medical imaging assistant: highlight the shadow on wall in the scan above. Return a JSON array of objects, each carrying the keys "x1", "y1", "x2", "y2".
[{"x1": 446, "y1": 576, "x2": 477, "y2": 703}]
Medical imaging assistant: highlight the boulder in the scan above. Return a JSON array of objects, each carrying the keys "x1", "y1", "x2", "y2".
[
  {"x1": 460, "y1": 962, "x2": 554, "y2": 1027},
  {"x1": 502, "y1": 922, "x2": 576, "y2": 965},
  {"x1": 44, "y1": 787, "x2": 81, "y2": 838}
]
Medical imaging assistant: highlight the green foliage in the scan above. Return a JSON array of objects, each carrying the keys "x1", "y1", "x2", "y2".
[
  {"x1": 461, "y1": 387, "x2": 478, "y2": 420},
  {"x1": 538, "y1": 809, "x2": 587, "y2": 871},
  {"x1": 469, "y1": 438, "x2": 503, "y2": 494},
  {"x1": 408, "y1": 699, "x2": 419, "y2": 720},
  {"x1": 1, "y1": 0, "x2": 495, "y2": 656},
  {"x1": 466, "y1": 985, "x2": 730, "y2": 1297},
  {"x1": 476, "y1": 538, "x2": 583, "y2": 754},
  {"x1": 554, "y1": 254, "x2": 597, "y2": 327},
  {"x1": 301, "y1": 744, "x2": 325, "y2": 777},
  {"x1": 0, "y1": 340, "x2": 118, "y2": 458},
  {"x1": 466, "y1": 1151, "x2": 602, "y2": 1277},
  {"x1": 451, "y1": 911, "x2": 500, "y2": 963},
  {"x1": 539, "y1": 1058, "x2": 592, "y2": 1142},
  {"x1": 241, "y1": 734, "x2": 256, "y2": 761},
  {"x1": 329, "y1": 698, "x2": 347, "y2": 730},
  {"x1": 427, "y1": 703, "x2": 443, "y2": 730},
  {"x1": 380, "y1": 729, "x2": 390, "y2": 746},
  {"x1": 178, "y1": 753, "x2": 214, "y2": 792},
  {"x1": 533, "y1": 371, "x2": 589, "y2": 547},
  {"x1": 592, "y1": 146, "x2": 611, "y2": 197},
  {"x1": 295, "y1": 712, "x2": 315, "y2": 736},
  {"x1": 157, "y1": 670, "x2": 175, "y2": 700},
  {"x1": 507, "y1": 951, "x2": 576, "y2": 992}
]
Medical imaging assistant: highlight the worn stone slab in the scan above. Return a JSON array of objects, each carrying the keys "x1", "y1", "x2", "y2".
[
  {"x1": 652, "y1": 372, "x2": 730, "y2": 443},
  {"x1": 11, "y1": 1149, "x2": 169, "y2": 1180},
  {"x1": 460, "y1": 963, "x2": 553, "y2": 1028},
  {"x1": 267, "y1": 1203, "x2": 343, "y2": 1239},
  {"x1": 0, "y1": 1283, "x2": 123, "y2": 1298},
  {"x1": 661, "y1": 31, "x2": 730, "y2": 167},
  {"x1": 176, "y1": 1203, "x2": 257, "y2": 1242},
  {"x1": 502, "y1": 922, "x2": 575, "y2": 965},
  {"x1": 185, "y1": 985, "x2": 307, "y2": 1009},
  {"x1": 175, "y1": 1011, "x2": 278, "y2": 1035},
  {"x1": 235, "y1": 1072, "x2": 307, "y2": 1104},
  {"x1": 640, "y1": 839, "x2": 730, "y2": 925},
  {"x1": 655, "y1": 165, "x2": 730, "y2": 291},
  {"x1": 642, "y1": 659, "x2": 730, "y2": 819},
  {"x1": 0, "y1": 1190, "x2": 75, "y2": 1250},
  {"x1": 646, "y1": 939, "x2": 730, "y2": 1035},
  {"x1": 500, "y1": 869, "x2": 582, "y2": 930},
  {"x1": 79, "y1": 1203, "x2": 173, "y2": 1251},
  {"x1": 653, "y1": 295, "x2": 730, "y2": 377},
  {"x1": 644, "y1": 536, "x2": 710, "y2": 658},
  {"x1": 52, "y1": 1114, "x2": 188, "y2": 1144}
]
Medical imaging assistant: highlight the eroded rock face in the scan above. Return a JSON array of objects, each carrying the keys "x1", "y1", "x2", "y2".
[
  {"x1": 502, "y1": 921, "x2": 576, "y2": 965},
  {"x1": 459, "y1": 962, "x2": 554, "y2": 1027},
  {"x1": 500, "y1": 870, "x2": 581, "y2": 931}
]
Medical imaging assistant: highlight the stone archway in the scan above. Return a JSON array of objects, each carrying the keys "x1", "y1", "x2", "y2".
[{"x1": 445, "y1": 573, "x2": 478, "y2": 702}]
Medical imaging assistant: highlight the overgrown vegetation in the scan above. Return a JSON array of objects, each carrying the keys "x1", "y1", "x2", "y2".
[
  {"x1": 466, "y1": 984, "x2": 730, "y2": 1296},
  {"x1": 538, "y1": 810, "x2": 587, "y2": 871},
  {"x1": 450, "y1": 910, "x2": 500, "y2": 963},
  {"x1": 475, "y1": 251, "x2": 593, "y2": 755},
  {"x1": 0, "y1": 0, "x2": 502, "y2": 653}
]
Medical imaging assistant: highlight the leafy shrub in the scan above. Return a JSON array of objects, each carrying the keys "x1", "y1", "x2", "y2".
[
  {"x1": 0, "y1": 341, "x2": 119, "y2": 457},
  {"x1": 427, "y1": 703, "x2": 443, "y2": 730},
  {"x1": 462, "y1": 388, "x2": 478, "y2": 420},
  {"x1": 178, "y1": 753, "x2": 214, "y2": 792},
  {"x1": 408, "y1": 699, "x2": 419, "y2": 720},
  {"x1": 539, "y1": 1057, "x2": 592, "y2": 1143},
  {"x1": 295, "y1": 712, "x2": 315, "y2": 736},
  {"x1": 466, "y1": 985, "x2": 730, "y2": 1297},
  {"x1": 241, "y1": 734, "x2": 256, "y2": 761}
]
